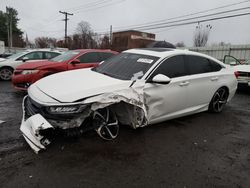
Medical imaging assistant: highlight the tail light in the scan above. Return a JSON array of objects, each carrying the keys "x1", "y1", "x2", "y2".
[{"x1": 234, "y1": 71, "x2": 239, "y2": 78}]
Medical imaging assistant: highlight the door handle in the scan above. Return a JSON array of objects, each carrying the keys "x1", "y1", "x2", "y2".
[
  {"x1": 179, "y1": 81, "x2": 190, "y2": 86},
  {"x1": 211, "y1": 77, "x2": 219, "y2": 81}
]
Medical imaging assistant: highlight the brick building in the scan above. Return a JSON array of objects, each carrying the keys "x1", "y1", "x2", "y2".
[{"x1": 112, "y1": 30, "x2": 155, "y2": 52}]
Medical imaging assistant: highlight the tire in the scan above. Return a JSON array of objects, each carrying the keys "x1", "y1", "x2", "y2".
[
  {"x1": 93, "y1": 108, "x2": 119, "y2": 140},
  {"x1": 209, "y1": 87, "x2": 229, "y2": 113},
  {"x1": 0, "y1": 67, "x2": 13, "y2": 81}
]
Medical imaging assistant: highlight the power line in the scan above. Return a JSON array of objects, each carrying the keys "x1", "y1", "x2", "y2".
[
  {"x1": 109, "y1": 0, "x2": 250, "y2": 31},
  {"x1": 96, "y1": 11, "x2": 250, "y2": 35},
  {"x1": 74, "y1": 0, "x2": 126, "y2": 13},
  {"x1": 118, "y1": 6, "x2": 250, "y2": 31},
  {"x1": 65, "y1": 0, "x2": 110, "y2": 12},
  {"x1": 138, "y1": 12, "x2": 250, "y2": 31}
]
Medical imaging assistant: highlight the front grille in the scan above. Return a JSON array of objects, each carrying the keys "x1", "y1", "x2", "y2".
[
  {"x1": 24, "y1": 97, "x2": 43, "y2": 119},
  {"x1": 24, "y1": 96, "x2": 82, "y2": 121},
  {"x1": 14, "y1": 70, "x2": 22, "y2": 75}
]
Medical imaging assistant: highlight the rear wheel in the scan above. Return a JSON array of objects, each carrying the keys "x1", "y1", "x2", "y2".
[
  {"x1": 0, "y1": 67, "x2": 13, "y2": 81},
  {"x1": 93, "y1": 108, "x2": 119, "y2": 140},
  {"x1": 209, "y1": 87, "x2": 229, "y2": 113}
]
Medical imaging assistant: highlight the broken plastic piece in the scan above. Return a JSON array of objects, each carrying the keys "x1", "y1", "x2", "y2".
[{"x1": 20, "y1": 114, "x2": 54, "y2": 154}]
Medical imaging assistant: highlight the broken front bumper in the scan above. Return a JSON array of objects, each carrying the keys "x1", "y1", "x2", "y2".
[{"x1": 20, "y1": 96, "x2": 54, "y2": 153}]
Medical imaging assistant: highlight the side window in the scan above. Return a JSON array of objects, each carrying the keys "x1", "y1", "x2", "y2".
[
  {"x1": 99, "y1": 52, "x2": 114, "y2": 61},
  {"x1": 78, "y1": 52, "x2": 101, "y2": 63},
  {"x1": 20, "y1": 52, "x2": 43, "y2": 60},
  {"x1": 150, "y1": 55, "x2": 186, "y2": 79},
  {"x1": 186, "y1": 55, "x2": 212, "y2": 75},
  {"x1": 44, "y1": 52, "x2": 60, "y2": 59},
  {"x1": 209, "y1": 59, "x2": 222, "y2": 72}
]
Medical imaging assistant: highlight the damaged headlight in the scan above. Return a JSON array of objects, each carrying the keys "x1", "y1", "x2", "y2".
[{"x1": 47, "y1": 105, "x2": 87, "y2": 114}]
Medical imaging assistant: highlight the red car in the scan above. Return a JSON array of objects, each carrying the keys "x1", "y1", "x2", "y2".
[{"x1": 12, "y1": 49, "x2": 118, "y2": 91}]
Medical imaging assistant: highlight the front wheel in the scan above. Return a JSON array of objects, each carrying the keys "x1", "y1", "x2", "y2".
[
  {"x1": 93, "y1": 108, "x2": 119, "y2": 140},
  {"x1": 209, "y1": 87, "x2": 229, "y2": 113},
  {"x1": 0, "y1": 67, "x2": 13, "y2": 81}
]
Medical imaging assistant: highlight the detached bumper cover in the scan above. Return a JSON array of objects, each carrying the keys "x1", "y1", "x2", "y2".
[{"x1": 20, "y1": 96, "x2": 54, "y2": 153}]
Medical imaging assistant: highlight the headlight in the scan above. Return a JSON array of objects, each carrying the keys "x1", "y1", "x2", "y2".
[
  {"x1": 21, "y1": 70, "x2": 39, "y2": 75},
  {"x1": 47, "y1": 105, "x2": 87, "y2": 114}
]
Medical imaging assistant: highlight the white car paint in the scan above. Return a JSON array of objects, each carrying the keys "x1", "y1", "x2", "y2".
[
  {"x1": 20, "y1": 48, "x2": 238, "y2": 153},
  {"x1": 0, "y1": 58, "x2": 6, "y2": 62},
  {"x1": 33, "y1": 68, "x2": 133, "y2": 103},
  {"x1": 0, "y1": 49, "x2": 62, "y2": 70}
]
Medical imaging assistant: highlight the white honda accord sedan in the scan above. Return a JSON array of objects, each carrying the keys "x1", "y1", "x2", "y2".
[{"x1": 20, "y1": 48, "x2": 238, "y2": 153}]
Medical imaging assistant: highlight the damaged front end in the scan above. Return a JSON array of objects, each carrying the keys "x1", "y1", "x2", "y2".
[{"x1": 20, "y1": 87, "x2": 148, "y2": 153}]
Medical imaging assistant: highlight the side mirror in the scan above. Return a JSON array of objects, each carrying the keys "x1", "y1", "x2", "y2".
[
  {"x1": 150, "y1": 74, "x2": 171, "y2": 84},
  {"x1": 71, "y1": 59, "x2": 81, "y2": 65},
  {"x1": 22, "y1": 57, "x2": 29, "y2": 62}
]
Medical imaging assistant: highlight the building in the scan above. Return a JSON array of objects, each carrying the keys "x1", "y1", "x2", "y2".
[{"x1": 112, "y1": 30, "x2": 155, "y2": 52}]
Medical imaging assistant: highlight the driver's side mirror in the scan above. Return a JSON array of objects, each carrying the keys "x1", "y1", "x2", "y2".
[
  {"x1": 149, "y1": 74, "x2": 171, "y2": 84},
  {"x1": 22, "y1": 57, "x2": 29, "y2": 62},
  {"x1": 71, "y1": 59, "x2": 81, "y2": 65}
]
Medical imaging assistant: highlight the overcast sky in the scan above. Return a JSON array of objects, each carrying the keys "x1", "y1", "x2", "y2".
[{"x1": 1, "y1": 0, "x2": 250, "y2": 46}]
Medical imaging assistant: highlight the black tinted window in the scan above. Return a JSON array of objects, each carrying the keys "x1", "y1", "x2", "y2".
[
  {"x1": 209, "y1": 59, "x2": 222, "y2": 71},
  {"x1": 78, "y1": 52, "x2": 100, "y2": 63},
  {"x1": 186, "y1": 55, "x2": 212, "y2": 75},
  {"x1": 150, "y1": 55, "x2": 186, "y2": 78},
  {"x1": 44, "y1": 52, "x2": 60, "y2": 59}
]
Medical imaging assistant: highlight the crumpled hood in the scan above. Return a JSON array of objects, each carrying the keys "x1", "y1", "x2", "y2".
[
  {"x1": 16, "y1": 60, "x2": 54, "y2": 70},
  {"x1": 31, "y1": 68, "x2": 132, "y2": 103},
  {"x1": 234, "y1": 65, "x2": 250, "y2": 72}
]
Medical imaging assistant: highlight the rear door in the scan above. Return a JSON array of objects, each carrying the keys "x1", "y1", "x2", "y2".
[
  {"x1": 184, "y1": 55, "x2": 223, "y2": 110},
  {"x1": 144, "y1": 55, "x2": 189, "y2": 124}
]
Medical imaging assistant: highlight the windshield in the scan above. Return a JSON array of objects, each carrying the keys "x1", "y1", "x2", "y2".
[
  {"x1": 50, "y1": 51, "x2": 80, "y2": 62},
  {"x1": 6, "y1": 51, "x2": 27, "y2": 59},
  {"x1": 93, "y1": 52, "x2": 159, "y2": 80}
]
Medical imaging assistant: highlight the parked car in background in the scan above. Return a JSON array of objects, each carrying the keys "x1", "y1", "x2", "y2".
[
  {"x1": 12, "y1": 49, "x2": 118, "y2": 90},
  {"x1": 20, "y1": 48, "x2": 238, "y2": 153},
  {"x1": 223, "y1": 55, "x2": 250, "y2": 88},
  {"x1": 0, "y1": 49, "x2": 63, "y2": 80}
]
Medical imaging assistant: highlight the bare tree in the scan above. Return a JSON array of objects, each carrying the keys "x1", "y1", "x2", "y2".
[
  {"x1": 35, "y1": 37, "x2": 57, "y2": 48},
  {"x1": 75, "y1": 21, "x2": 97, "y2": 49},
  {"x1": 193, "y1": 23, "x2": 212, "y2": 47},
  {"x1": 99, "y1": 35, "x2": 110, "y2": 49},
  {"x1": 175, "y1": 41, "x2": 185, "y2": 47}
]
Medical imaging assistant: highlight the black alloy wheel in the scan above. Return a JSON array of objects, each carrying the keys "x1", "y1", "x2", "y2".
[
  {"x1": 93, "y1": 108, "x2": 119, "y2": 140},
  {"x1": 209, "y1": 87, "x2": 229, "y2": 113}
]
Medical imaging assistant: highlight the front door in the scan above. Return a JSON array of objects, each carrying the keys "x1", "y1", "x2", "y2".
[{"x1": 143, "y1": 55, "x2": 189, "y2": 124}]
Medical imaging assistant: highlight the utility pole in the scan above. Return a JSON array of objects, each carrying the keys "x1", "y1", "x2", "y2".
[
  {"x1": 59, "y1": 11, "x2": 73, "y2": 47},
  {"x1": 6, "y1": 7, "x2": 10, "y2": 51},
  {"x1": 10, "y1": 10, "x2": 12, "y2": 48},
  {"x1": 110, "y1": 25, "x2": 112, "y2": 48}
]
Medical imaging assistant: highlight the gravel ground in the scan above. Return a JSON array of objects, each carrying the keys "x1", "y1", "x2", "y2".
[{"x1": 0, "y1": 81, "x2": 250, "y2": 188}]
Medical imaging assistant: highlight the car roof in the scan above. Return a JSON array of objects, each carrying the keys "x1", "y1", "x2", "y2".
[
  {"x1": 125, "y1": 48, "x2": 224, "y2": 65},
  {"x1": 24, "y1": 49, "x2": 65, "y2": 53},
  {"x1": 72, "y1": 49, "x2": 118, "y2": 53}
]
